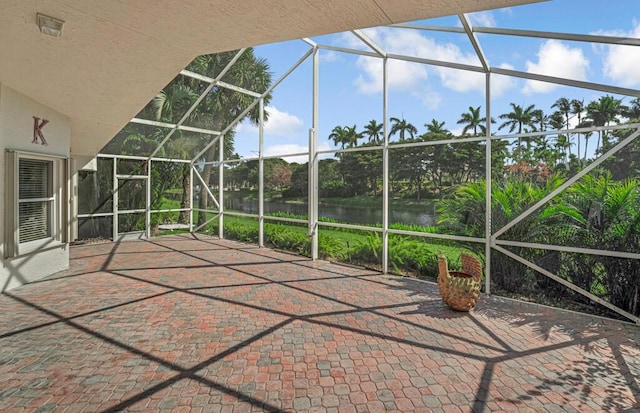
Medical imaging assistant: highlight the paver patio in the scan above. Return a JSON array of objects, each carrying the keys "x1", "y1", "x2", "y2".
[{"x1": 0, "y1": 234, "x2": 638, "y2": 412}]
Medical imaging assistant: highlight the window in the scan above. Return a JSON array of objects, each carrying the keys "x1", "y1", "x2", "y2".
[
  {"x1": 5, "y1": 151, "x2": 67, "y2": 257},
  {"x1": 18, "y1": 158, "x2": 54, "y2": 243}
]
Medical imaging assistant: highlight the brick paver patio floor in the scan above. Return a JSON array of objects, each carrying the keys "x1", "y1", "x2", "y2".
[{"x1": 1, "y1": 234, "x2": 639, "y2": 412}]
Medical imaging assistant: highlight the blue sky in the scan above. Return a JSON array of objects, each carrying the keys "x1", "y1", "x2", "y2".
[{"x1": 233, "y1": 0, "x2": 640, "y2": 162}]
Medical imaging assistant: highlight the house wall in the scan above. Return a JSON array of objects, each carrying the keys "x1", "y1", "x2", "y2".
[{"x1": 0, "y1": 83, "x2": 71, "y2": 292}]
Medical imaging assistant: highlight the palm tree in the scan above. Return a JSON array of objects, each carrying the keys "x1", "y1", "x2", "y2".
[
  {"x1": 149, "y1": 83, "x2": 203, "y2": 224},
  {"x1": 152, "y1": 84, "x2": 198, "y2": 123},
  {"x1": 166, "y1": 136, "x2": 202, "y2": 223},
  {"x1": 582, "y1": 130, "x2": 594, "y2": 161},
  {"x1": 190, "y1": 49, "x2": 273, "y2": 227},
  {"x1": 531, "y1": 109, "x2": 548, "y2": 132},
  {"x1": 330, "y1": 125, "x2": 361, "y2": 149},
  {"x1": 621, "y1": 97, "x2": 640, "y2": 121},
  {"x1": 329, "y1": 126, "x2": 349, "y2": 149},
  {"x1": 585, "y1": 95, "x2": 622, "y2": 154},
  {"x1": 552, "y1": 97, "x2": 571, "y2": 129},
  {"x1": 457, "y1": 106, "x2": 493, "y2": 136},
  {"x1": 566, "y1": 175, "x2": 640, "y2": 315},
  {"x1": 389, "y1": 117, "x2": 417, "y2": 141},
  {"x1": 343, "y1": 125, "x2": 362, "y2": 148},
  {"x1": 363, "y1": 119, "x2": 383, "y2": 144},
  {"x1": 437, "y1": 177, "x2": 567, "y2": 293},
  {"x1": 552, "y1": 97, "x2": 572, "y2": 158},
  {"x1": 425, "y1": 119, "x2": 448, "y2": 134},
  {"x1": 549, "y1": 111, "x2": 568, "y2": 164},
  {"x1": 531, "y1": 109, "x2": 555, "y2": 164},
  {"x1": 498, "y1": 103, "x2": 537, "y2": 150},
  {"x1": 571, "y1": 99, "x2": 585, "y2": 163}
]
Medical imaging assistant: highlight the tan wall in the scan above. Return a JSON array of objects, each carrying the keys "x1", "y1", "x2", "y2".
[{"x1": 0, "y1": 83, "x2": 71, "y2": 292}]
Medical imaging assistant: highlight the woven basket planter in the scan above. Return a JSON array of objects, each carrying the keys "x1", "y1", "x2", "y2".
[{"x1": 437, "y1": 252, "x2": 482, "y2": 312}]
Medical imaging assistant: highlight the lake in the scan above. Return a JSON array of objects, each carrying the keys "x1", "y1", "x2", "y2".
[{"x1": 223, "y1": 198, "x2": 436, "y2": 227}]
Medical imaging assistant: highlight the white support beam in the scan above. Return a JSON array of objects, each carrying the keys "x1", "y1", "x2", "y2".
[
  {"x1": 130, "y1": 118, "x2": 221, "y2": 136},
  {"x1": 495, "y1": 240, "x2": 640, "y2": 261},
  {"x1": 149, "y1": 48, "x2": 247, "y2": 159},
  {"x1": 494, "y1": 123, "x2": 640, "y2": 141},
  {"x1": 258, "y1": 98, "x2": 265, "y2": 248},
  {"x1": 387, "y1": 53, "x2": 485, "y2": 73},
  {"x1": 387, "y1": 228, "x2": 485, "y2": 244},
  {"x1": 112, "y1": 158, "x2": 118, "y2": 241},
  {"x1": 217, "y1": 81, "x2": 262, "y2": 98},
  {"x1": 494, "y1": 245, "x2": 640, "y2": 325},
  {"x1": 382, "y1": 56, "x2": 389, "y2": 274},
  {"x1": 389, "y1": 23, "x2": 465, "y2": 34},
  {"x1": 193, "y1": 166, "x2": 220, "y2": 209},
  {"x1": 352, "y1": 29, "x2": 387, "y2": 57},
  {"x1": 191, "y1": 101, "x2": 258, "y2": 163},
  {"x1": 97, "y1": 153, "x2": 191, "y2": 163},
  {"x1": 189, "y1": 165, "x2": 194, "y2": 232},
  {"x1": 459, "y1": 14, "x2": 489, "y2": 72},
  {"x1": 145, "y1": 159, "x2": 151, "y2": 238},
  {"x1": 493, "y1": 128, "x2": 640, "y2": 239},
  {"x1": 317, "y1": 44, "x2": 380, "y2": 58},
  {"x1": 474, "y1": 26, "x2": 640, "y2": 47},
  {"x1": 179, "y1": 69, "x2": 214, "y2": 83},
  {"x1": 218, "y1": 135, "x2": 224, "y2": 239},
  {"x1": 311, "y1": 45, "x2": 319, "y2": 260},
  {"x1": 484, "y1": 71, "x2": 492, "y2": 295},
  {"x1": 191, "y1": 48, "x2": 314, "y2": 165},
  {"x1": 492, "y1": 67, "x2": 640, "y2": 97},
  {"x1": 193, "y1": 213, "x2": 221, "y2": 233},
  {"x1": 301, "y1": 38, "x2": 317, "y2": 47}
]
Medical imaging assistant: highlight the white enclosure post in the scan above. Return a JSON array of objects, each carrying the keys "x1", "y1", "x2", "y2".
[
  {"x1": 310, "y1": 46, "x2": 320, "y2": 260},
  {"x1": 259, "y1": 98, "x2": 265, "y2": 247},
  {"x1": 112, "y1": 157, "x2": 118, "y2": 241},
  {"x1": 218, "y1": 136, "x2": 224, "y2": 239},
  {"x1": 189, "y1": 164, "x2": 194, "y2": 232},
  {"x1": 484, "y1": 72, "x2": 492, "y2": 295},
  {"x1": 382, "y1": 57, "x2": 389, "y2": 274},
  {"x1": 146, "y1": 159, "x2": 152, "y2": 238}
]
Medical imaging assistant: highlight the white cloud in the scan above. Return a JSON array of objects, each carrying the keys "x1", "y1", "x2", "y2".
[
  {"x1": 490, "y1": 63, "x2": 518, "y2": 97},
  {"x1": 354, "y1": 55, "x2": 428, "y2": 94},
  {"x1": 320, "y1": 50, "x2": 340, "y2": 63},
  {"x1": 336, "y1": 31, "x2": 370, "y2": 50},
  {"x1": 468, "y1": 11, "x2": 496, "y2": 28},
  {"x1": 351, "y1": 27, "x2": 515, "y2": 100},
  {"x1": 596, "y1": 20, "x2": 640, "y2": 87},
  {"x1": 236, "y1": 106, "x2": 304, "y2": 137},
  {"x1": 449, "y1": 126, "x2": 465, "y2": 136},
  {"x1": 522, "y1": 40, "x2": 589, "y2": 94},
  {"x1": 420, "y1": 92, "x2": 443, "y2": 110},
  {"x1": 263, "y1": 143, "x2": 332, "y2": 164}
]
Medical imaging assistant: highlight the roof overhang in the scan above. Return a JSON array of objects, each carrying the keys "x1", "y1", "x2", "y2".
[{"x1": 0, "y1": 0, "x2": 543, "y2": 158}]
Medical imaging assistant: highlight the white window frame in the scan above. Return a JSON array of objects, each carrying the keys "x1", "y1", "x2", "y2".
[{"x1": 5, "y1": 150, "x2": 68, "y2": 257}]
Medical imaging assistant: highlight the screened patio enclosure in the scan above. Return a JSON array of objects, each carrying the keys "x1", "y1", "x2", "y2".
[{"x1": 78, "y1": 9, "x2": 640, "y2": 325}]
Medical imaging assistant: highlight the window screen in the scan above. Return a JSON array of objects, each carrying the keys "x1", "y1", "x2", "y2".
[{"x1": 18, "y1": 158, "x2": 53, "y2": 243}]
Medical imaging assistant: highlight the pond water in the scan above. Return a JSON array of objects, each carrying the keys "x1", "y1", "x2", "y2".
[{"x1": 224, "y1": 198, "x2": 436, "y2": 227}]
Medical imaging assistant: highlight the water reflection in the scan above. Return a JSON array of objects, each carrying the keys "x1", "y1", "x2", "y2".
[{"x1": 224, "y1": 198, "x2": 435, "y2": 226}]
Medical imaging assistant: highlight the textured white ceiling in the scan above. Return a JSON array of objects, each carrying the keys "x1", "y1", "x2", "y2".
[{"x1": 0, "y1": 0, "x2": 542, "y2": 157}]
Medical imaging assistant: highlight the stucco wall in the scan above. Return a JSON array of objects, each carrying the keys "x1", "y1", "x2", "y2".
[{"x1": 0, "y1": 83, "x2": 71, "y2": 292}]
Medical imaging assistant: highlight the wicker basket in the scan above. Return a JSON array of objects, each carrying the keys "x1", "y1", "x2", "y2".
[{"x1": 437, "y1": 252, "x2": 482, "y2": 312}]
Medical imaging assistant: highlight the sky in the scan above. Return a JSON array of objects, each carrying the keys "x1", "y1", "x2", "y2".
[{"x1": 229, "y1": 0, "x2": 640, "y2": 163}]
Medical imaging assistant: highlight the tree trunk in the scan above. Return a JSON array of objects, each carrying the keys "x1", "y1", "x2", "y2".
[
  {"x1": 197, "y1": 145, "x2": 216, "y2": 228},
  {"x1": 178, "y1": 165, "x2": 190, "y2": 224},
  {"x1": 583, "y1": 137, "x2": 589, "y2": 161}
]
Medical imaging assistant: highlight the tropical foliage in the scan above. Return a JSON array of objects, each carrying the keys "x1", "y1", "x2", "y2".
[{"x1": 83, "y1": 46, "x2": 640, "y2": 319}]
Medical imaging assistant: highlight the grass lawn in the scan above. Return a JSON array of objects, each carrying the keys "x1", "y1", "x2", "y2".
[{"x1": 154, "y1": 196, "x2": 468, "y2": 278}]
